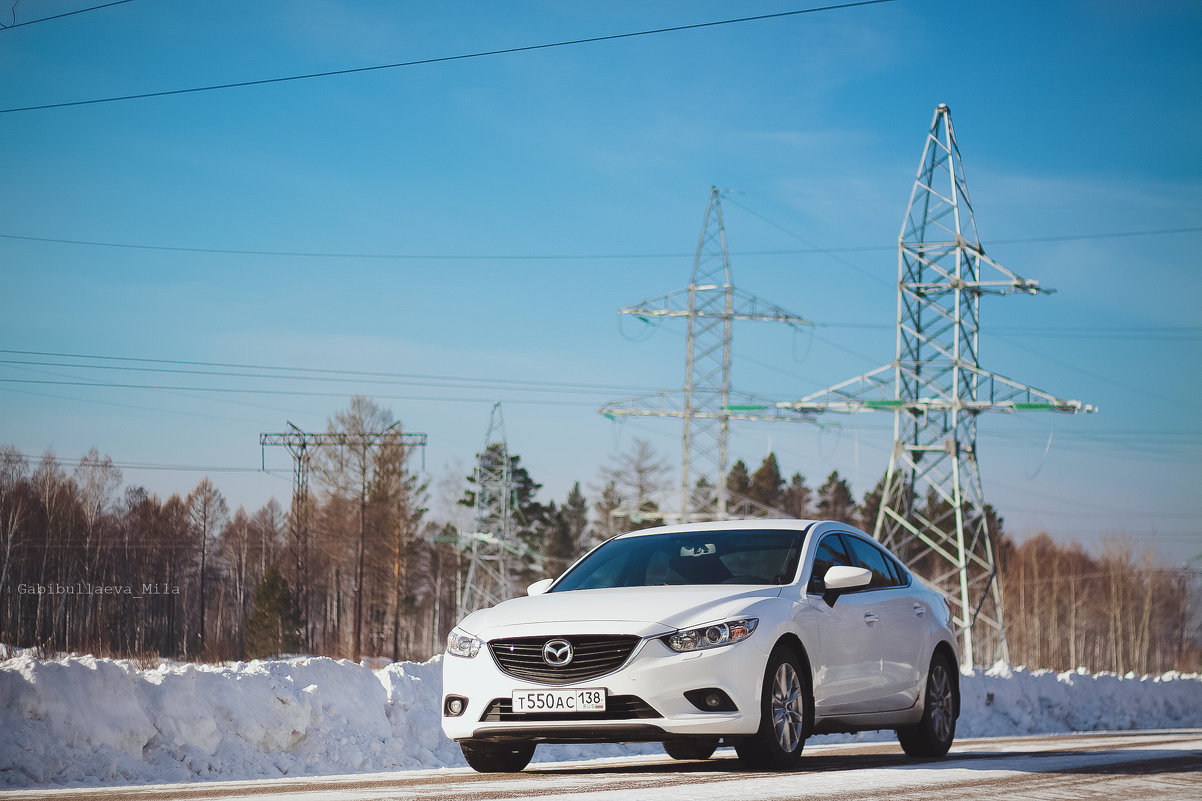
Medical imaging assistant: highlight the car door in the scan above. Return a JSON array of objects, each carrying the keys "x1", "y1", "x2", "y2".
[
  {"x1": 842, "y1": 534, "x2": 924, "y2": 712},
  {"x1": 805, "y1": 532, "x2": 883, "y2": 716}
]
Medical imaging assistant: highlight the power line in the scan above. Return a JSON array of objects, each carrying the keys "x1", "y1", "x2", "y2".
[
  {"x1": 821, "y1": 322, "x2": 1202, "y2": 341},
  {"x1": 10, "y1": 451, "x2": 288, "y2": 477},
  {"x1": 0, "y1": 377, "x2": 606, "y2": 406},
  {"x1": 990, "y1": 326, "x2": 1202, "y2": 342},
  {"x1": 0, "y1": 384, "x2": 284, "y2": 427},
  {"x1": 0, "y1": 1, "x2": 894, "y2": 114},
  {"x1": 991, "y1": 336, "x2": 1198, "y2": 411},
  {"x1": 723, "y1": 194, "x2": 892, "y2": 288},
  {"x1": 0, "y1": 349, "x2": 659, "y2": 394},
  {"x1": 0, "y1": 232, "x2": 689, "y2": 260},
  {"x1": 0, "y1": 0, "x2": 135, "y2": 30},
  {"x1": 987, "y1": 227, "x2": 1202, "y2": 246},
  {"x1": 3, "y1": 225, "x2": 1197, "y2": 261},
  {"x1": 0, "y1": 358, "x2": 656, "y2": 396}
]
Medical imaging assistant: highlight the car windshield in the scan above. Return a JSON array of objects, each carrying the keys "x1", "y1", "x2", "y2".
[{"x1": 552, "y1": 529, "x2": 807, "y2": 591}]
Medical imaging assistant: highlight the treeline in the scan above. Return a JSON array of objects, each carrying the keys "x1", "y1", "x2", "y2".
[
  {"x1": 0, "y1": 416, "x2": 1197, "y2": 672},
  {"x1": 1000, "y1": 534, "x2": 1196, "y2": 674},
  {"x1": 0, "y1": 398, "x2": 600, "y2": 664}
]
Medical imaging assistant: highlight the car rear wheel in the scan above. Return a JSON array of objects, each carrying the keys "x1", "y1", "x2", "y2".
[
  {"x1": 460, "y1": 740, "x2": 536, "y2": 772},
  {"x1": 663, "y1": 737, "x2": 719, "y2": 761},
  {"x1": 735, "y1": 647, "x2": 809, "y2": 770},
  {"x1": 897, "y1": 652, "x2": 957, "y2": 758}
]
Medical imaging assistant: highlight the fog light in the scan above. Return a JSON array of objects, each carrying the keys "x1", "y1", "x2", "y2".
[
  {"x1": 444, "y1": 695, "x2": 468, "y2": 717},
  {"x1": 684, "y1": 688, "x2": 737, "y2": 712}
]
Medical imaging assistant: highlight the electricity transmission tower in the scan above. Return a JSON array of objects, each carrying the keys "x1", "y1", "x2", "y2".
[
  {"x1": 260, "y1": 421, "x2": 427, "y2": 653},
  {"x1": 780, "y1": 104, "x2": 1095, "y2": 667},
  {"x1": 601, "y1": 187, "x2": 811, "y2": 521},
  {"x1": 457, "y1": 402, "x2": 524, "y2": 618}
]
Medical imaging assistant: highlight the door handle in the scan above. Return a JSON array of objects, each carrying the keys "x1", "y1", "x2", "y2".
[
  {"x1": 913, "y1": 603, "x2": 926, "y2": 617},
  {"x1": 863, "y1": 612, "x2": 879, "y2": 624}
]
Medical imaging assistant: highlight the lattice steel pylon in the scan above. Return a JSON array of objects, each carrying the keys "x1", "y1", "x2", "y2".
[
  {"x1": 457, "y1": 402, "x2": 520, "y2": 617},
  {"x1": 780, "y1": 104, "x2": 1096, "y2": 667},
  {"x1": 601, "y1": 187, "x2": 811, "y2": 521},
  {"x1": 259, "y1": 422, "x2": 316, "y2": 649}
]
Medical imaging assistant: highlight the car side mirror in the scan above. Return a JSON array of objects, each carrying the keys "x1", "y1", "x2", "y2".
[
  {"x1": 821, "y1": 565, "x2": 871, "y2": 606},
  {"x1": 526, "y1": 578, "x2": 554, "y2": 596}
]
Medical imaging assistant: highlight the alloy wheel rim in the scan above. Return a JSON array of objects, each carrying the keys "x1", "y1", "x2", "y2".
[
  {"x1": 771, "y1": 662, "x2": 805, "y2": 753},
  {"x1": 928, "y1": 663, "x2": 954, "y2": 743}
]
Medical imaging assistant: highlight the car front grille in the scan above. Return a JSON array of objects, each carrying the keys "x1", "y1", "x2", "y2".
[
  {"x1": 487, "y1": 635, "x2": 641, "y2": 685},
  {"x1": 479, "y1": 694, "x2": 662, "y2": 722}
]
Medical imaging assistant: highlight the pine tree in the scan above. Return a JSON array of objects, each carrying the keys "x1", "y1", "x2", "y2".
[
  {"x1": 860, "y1": 473, "x2": 886, "y2": 534},
  {"x1": 562, "y1": 482, "x2": 589, "y2": 553},
  {"x1": 244, "y1": 564, "x2": 303, "y2": 659},
  {"x1": 816, "y1": 470, "x2": 858, "y2": 525},
  {"x1": 541, "y1": 502, "x2": 579, "y2": 578},
  {"x1": 748, "y1": 453, "x2": 785, "y2": 510},
  {"x1": 781, "y1": 473, "x2": 811, "y2": 519},
  {"x1": 589, "y1": 480, "x2": 622, "y2": 546},
  {"x1": 726, "y1": 460, "x2": 751, "y2": 499}
]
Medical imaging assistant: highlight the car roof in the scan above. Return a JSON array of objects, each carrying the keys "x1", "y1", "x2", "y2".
[{"x1": 612, "y1": 518, "x2": 828, "y2": 540}]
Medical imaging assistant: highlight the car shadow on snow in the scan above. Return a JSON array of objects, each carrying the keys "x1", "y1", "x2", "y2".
[{"x1": 527, "y1": 745, "x2": 1202, "y2": 777}]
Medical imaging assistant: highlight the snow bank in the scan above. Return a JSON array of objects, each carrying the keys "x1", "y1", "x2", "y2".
[
  {"x1": 958, "y1": 662, "x2": 1202, "y2": 737},
  {"x1": 1, "y1": 651, "x2": 1199, "y2": 787}
]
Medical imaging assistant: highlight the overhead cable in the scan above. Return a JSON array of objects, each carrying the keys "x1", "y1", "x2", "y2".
[
  {"x1": 2, "y1": 226, "x2": 1197, "y2": 260},
  {"x1": 0, "y1": 1, "x2": 894, "y2": 114},
  {"x1": 0, "y1": 0, "x2": 135, "y2": 30}
]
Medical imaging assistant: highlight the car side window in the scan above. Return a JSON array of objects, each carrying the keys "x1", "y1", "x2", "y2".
[
  {"x1": 844, "y1": 535, "x2": 900, "y2": 589},
  {"x1": 885, "y1": 552, "x2": 911, "y2": 587},
  {"x1": 808, "y1": 534, "x2": 853, "y2": 594}
]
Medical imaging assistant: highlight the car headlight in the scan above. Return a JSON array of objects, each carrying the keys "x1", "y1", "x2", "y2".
[
  {"x1": 446, "y1": 627, "x2": 483, "y2": 658},
  {"x1": 662, "y1": 618, "x2": 758, "y2": 653}
]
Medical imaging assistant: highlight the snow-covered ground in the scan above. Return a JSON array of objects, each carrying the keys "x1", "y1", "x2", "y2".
[{"x1": 1, "y1": 648, "x2": 1199, "y2": 788}]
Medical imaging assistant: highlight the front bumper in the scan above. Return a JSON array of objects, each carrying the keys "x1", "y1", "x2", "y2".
[{"x1": 441, "y1": 630, "x2": 769, "y2": 743}]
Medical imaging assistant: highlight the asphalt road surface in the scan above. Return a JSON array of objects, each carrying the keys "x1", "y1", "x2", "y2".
[{"x1": 5, "y1": 730, "x2": 1200, "y2": 801}]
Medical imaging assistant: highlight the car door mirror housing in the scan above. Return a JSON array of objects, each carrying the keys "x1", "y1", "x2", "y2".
[
  {"x1": 821, "y1": 565, "x2": 872, "y2": 607},
  {"x1": 823, "y1": 565, "x2": 872, "y2": 591},
  {"x1": 526, "y1": 578, "x2": 554, "y2": 596}
]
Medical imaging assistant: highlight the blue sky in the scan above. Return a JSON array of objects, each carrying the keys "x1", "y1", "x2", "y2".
[{"x1": 2, "y1": 0, "x2": 1199, "y2": 565}]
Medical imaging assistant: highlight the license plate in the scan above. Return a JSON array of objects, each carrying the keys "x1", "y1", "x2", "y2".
[{"x1": 511, "y1": 688, "x2": 606, "y2": 713}]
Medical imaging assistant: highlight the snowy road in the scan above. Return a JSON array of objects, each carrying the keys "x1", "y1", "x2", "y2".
[{"x1": 4, "y1": 730, "x2": 1200, "y2": 801}]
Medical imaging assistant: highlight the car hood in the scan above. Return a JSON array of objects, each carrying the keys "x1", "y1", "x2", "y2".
[{"x1": 459, "y1": 585, "x2": 783, "y2": 640}]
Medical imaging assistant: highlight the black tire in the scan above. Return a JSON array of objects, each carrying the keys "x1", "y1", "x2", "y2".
[
  {"x1": 734, "y1": 647, "x2": 809, "y2": 770},
  {"x1": 460, "y1": 740, "x2": 536, "y2": 773},
  {"x1": 897, "y1": 652, "x2": 957, "y2": 758},
  {"x1": 663, "y1": 737, "x2": 719, "y2": 761}
]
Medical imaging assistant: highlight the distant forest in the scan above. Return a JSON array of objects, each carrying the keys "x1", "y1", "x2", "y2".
[{"x1": 1, "y1": 398, "x2": 1197, "y2": 672}]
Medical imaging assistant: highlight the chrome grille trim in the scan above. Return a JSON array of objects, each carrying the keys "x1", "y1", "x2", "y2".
[{"x1": 487, "y1": 635, "x2": 642, "y2": 685}]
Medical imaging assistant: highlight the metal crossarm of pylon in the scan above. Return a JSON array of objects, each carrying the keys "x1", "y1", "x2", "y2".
[
  {"x1": 779, "y1": 105, "x2": 1095, "y2": 669},
  {"x1": 622, "y1": 286, "x2": 812, "y2": 325},
  {"x1": 600, "y1": 187, "x2": 811, "y2": 522},
  {"x1": 781, "y1": 364, "x2": 1095, "y2": 415},
  {"x1": 603, "y1": 389, "x2": 815, "y2": 423}
]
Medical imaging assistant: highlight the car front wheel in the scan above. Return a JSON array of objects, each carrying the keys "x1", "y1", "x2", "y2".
[
  {"x1": 460, "y1": 740, "x2": 536, "y2": 772},
  {"x1": 897, "y1": 652, "x2": 957, "y2": 758},
  {"x1": 735, "y1": 646, "x2": 809, "y2": 770}
]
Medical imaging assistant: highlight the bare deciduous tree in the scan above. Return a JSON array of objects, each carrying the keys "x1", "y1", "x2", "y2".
[{"x1": 187, "y1": 477, "x2": 228, "y2": 657}]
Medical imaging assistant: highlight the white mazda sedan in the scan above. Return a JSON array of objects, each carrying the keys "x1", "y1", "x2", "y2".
[{"x1": 442, "y1": 519, "x2": 960, "y2": 772}]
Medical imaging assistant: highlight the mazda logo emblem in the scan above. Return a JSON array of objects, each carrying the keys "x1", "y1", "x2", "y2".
[{"x1": 542, "y1": 639, "x2": 573, "y2": 667}]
